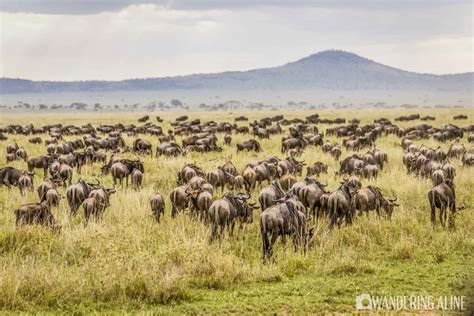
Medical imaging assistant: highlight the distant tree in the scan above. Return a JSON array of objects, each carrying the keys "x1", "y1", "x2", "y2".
[{"x1": 170, "y1": 99, "x2": 182, "y2": 107}]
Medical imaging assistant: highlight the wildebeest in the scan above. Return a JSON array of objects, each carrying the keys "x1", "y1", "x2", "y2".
[
  {"x1": 0, "y1": 167, "x2": 34, "y2": 194},
  {"x1": 260, "y1": 195, "x2": 309, "y2": 261},
  {"x1": 82, "y1": 197, "x2": 106, "y2": 222},
  {"x1": 237, "y1": 139, "x2": 262, "y2": 153},
  {"x1": 15, "y1": 201, "x2": 58, "y2": 230},
  {"x1": 428, "y1": 179, "x2": 462, "y2": 229},
  {"x1": 131, "y1": 168, "x2": 143, "y2": 189},
  {"x1": 66, "y1": 178, "x2": 101, "y2": 215},
  {"x1": 352, "y1": 185, "x2": 398, "y2": 219},
  {"x1": 132, "y1": 138, "x2": 152, "y2": 155},
  {"x1": 169, "y1": 185, "x2": 191, "y2": 218},
  {"x1": 110, "y1": 159, "x2": 144, "y2": 187},
  {"x1": 37, "y1": 177, "x2": 61, "y2": 202},
  {"x1": 150, "y1": 193, "x2": 165, "y2": 222},
  {"x1": 208, "y1": 192, "x2": 256, "y2": 243},
  {"x1": 27, "y1": 155, "x2": 56, "y2": 176},
  {"x1": 45, "y1": 188, "x2": 62, "y2": 207},
  {"x1": 327, "y1": 181, "x2": 358, "y2": 229},
  {"x1": 224, "y1": 134, "x2": 232, "y2": 145},
  {"x1": 431, "y1": 169, "x2": 446, "y2": 186},
  {"x1": 306, "y1": 162, "x2": 328, "y2": 177},
  {"x1": 258, "y1": 180, "x2": 286, "y2": 212},
  {"x1": 296, "y1": 177, "x2": 328, "y2": 221}
]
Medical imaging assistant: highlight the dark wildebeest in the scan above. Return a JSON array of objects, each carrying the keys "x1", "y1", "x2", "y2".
[
  {"x1": 360, "y1": 164, "x2": 379, "y2": 180},
  {"x1": 45, "y1": 188, "x2": 62, "y2": 207},
  {"x1": 0, "y1": 167, "x2": 34, "y2": 194},
  {"x1": 279, "y1": 174, "x2": 297, "y2": 191},
  {"x1": 66, "y1": 178, "x2": 101, "y2": 215},
  {"x1": 224, "y1": 134, "x2": 232, "y2": 146},
  {"x1": 236, "y1": 139, "x2": 262, "y2": 153},
  {"x1": 258, "y1": 180, "x2": 286, "y2": 212},
  {"x1": 15, "y1": 201, "x2": 59, "y2": 230},
  {"x1": 242, "y1": 165, "x2": 257, "y2": 191},
  {"x1": 260, "y1": 195, "x2": 309, "y2": 261},
  {"x1": 132, "y1": 138, "x2": 152, "y2": 155},
  {"x1": 131, "y1": 168, "x2": 143, "y2": 189},
  {"x1": 327, "y1": 181, "x2": 358, "y2": 229},
  {"x1": 306, "y1": 162, "x2": 328, "y2": 177},
  {"x1": 169, "y1": 185, "x2": 191, "y2": 218},
  {"x1": 37, "y1": 177, "x2": 61, "y2": 201},
  {"x1": 297, "y1": 177, "x2": 328, "y2": 221},
  {"x1": 82, "y1": 197, "x2": 106, "y2": 222},
  {"x1": 189, "y1": 187, "x2": 213, "y2": 221},
  {"x1": 221, "y1": 160, "x2": 238, "y2": 176},
  {"x1": 27, "y1": 155, "x2": 56, "y2": 177},
  {"x1": 89, "y1": 185, "x2": 117, "y2": 209},
  {"x1": 15, "y1": 148, "x2": 28, "y2": 161},
  {"x1": 428, "y1": 179, "x2": 463, "y2": 230},
  {"x1": 110, "y1": 159, "x2": 144, "y2": 187},
  {"x1": 352, "y1": 185, "x2": 398, "y2": 219},
  {"x1": 208, "y1": 193, "x2": 256, "y2": 243},
  {"x1": 150, "y1": 193, "x2": 165, "y2": 222},
  {"x1": 206, "y1": 167, "x2": 231, "y2": 192},
  {"x1": 431, "y1": 169, "x2": 446, "y2": 186}
]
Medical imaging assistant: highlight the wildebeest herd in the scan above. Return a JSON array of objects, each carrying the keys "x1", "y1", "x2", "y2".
[{"x1": 0, "y1": 112, "x2": 472, "y2": 261}]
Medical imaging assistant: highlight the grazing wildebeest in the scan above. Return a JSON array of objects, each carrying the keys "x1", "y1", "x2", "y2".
[
  {"x1": 189, "y1": 188, "x2": 213, "y2": 221},
  {"x1": 15, "y1": 201, "x2": 59, "y2": 230},
  {"x1": 428, "y1": 179, "x2": 463, "y2": 229},
  {"x1": 132, "y1": 138, "x2": 152, "y2": 155},
  {"x1": 208, "y1": 193, "x2": 256, "y2": 243},
  {"x1": 306, "y1": 162, "x2": 328, "y2": 177},
  {"x1": 236, "y1": 139, "x2": 262, "y2": 153},
  {"x1": 260, "y1": 195, "x2": 309, "y2": 261},
  {"x1": 150, "y1": 193, "x2": 165, "y2": 222},
  {"x1": 352, "y1": 185, "x2": 398, "y2": 219}
]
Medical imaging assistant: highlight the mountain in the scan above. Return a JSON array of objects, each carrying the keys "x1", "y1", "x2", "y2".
[{"x1": 1, "y1": 50, "x2": 472, "y2": 94}]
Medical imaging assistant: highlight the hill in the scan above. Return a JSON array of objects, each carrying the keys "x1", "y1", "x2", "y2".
[{"x1": 1, "y1": 50, "x2": 472, "y2": 94}]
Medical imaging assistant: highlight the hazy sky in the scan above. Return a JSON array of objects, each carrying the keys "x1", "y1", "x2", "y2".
[{"x1": 0, "y1": 0, "x2": 472, "y2": 81}]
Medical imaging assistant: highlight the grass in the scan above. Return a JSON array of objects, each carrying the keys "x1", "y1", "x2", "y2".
[{"x1": 0, "y1": 108, "x2": 473, "y2": 313}]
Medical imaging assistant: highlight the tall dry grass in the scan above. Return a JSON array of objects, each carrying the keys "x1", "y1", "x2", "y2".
[{"x1": 0, "y1": 108, "x2": 473, "y2": 312}]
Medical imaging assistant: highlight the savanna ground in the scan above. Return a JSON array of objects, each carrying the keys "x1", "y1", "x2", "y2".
[{"x1": 0, "y1": 108, "x2": 473, "y2": 314}]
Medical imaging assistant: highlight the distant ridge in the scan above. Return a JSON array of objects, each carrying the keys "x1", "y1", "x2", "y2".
[{"x1": 1, "y1": 50, "x2": 472, "y2": 94}]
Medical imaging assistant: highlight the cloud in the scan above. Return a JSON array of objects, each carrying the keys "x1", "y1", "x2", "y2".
[
  {"x1": 1, "y1": 0, "x2": 471, "y2": 15},
  {"x1": 0, "y1": 1, "x2": 472, "y2": 80}
]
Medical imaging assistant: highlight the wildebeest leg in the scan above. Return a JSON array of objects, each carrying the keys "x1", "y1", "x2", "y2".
[
  {"x1": 171, "y1": 204, "x2": 177, "y2": 218},
  {"x1": 229, "y1": 221, "x2": 236, "y2": 238},
  {"x1": 428, "y1": 192, "x2": 436, "y2": 227},
  {"x1": 448, "y1": 202, "x2": 456, "y2": 231},
  {"x1": 439, "y1": 204, "x2": 446, "y2": 227},
  {"x1": 269, "y1": 232, "x2": 278, "y2": 260}
]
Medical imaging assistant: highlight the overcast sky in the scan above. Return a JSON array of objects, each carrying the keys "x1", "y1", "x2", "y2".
[{"x1": 0, "y1": 0, "x2": 472, "y2": 81}]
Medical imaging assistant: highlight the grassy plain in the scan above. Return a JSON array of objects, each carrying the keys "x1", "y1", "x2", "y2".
[{"x1": 0, "y1": 108, "x2": 473, "y2": 313}]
